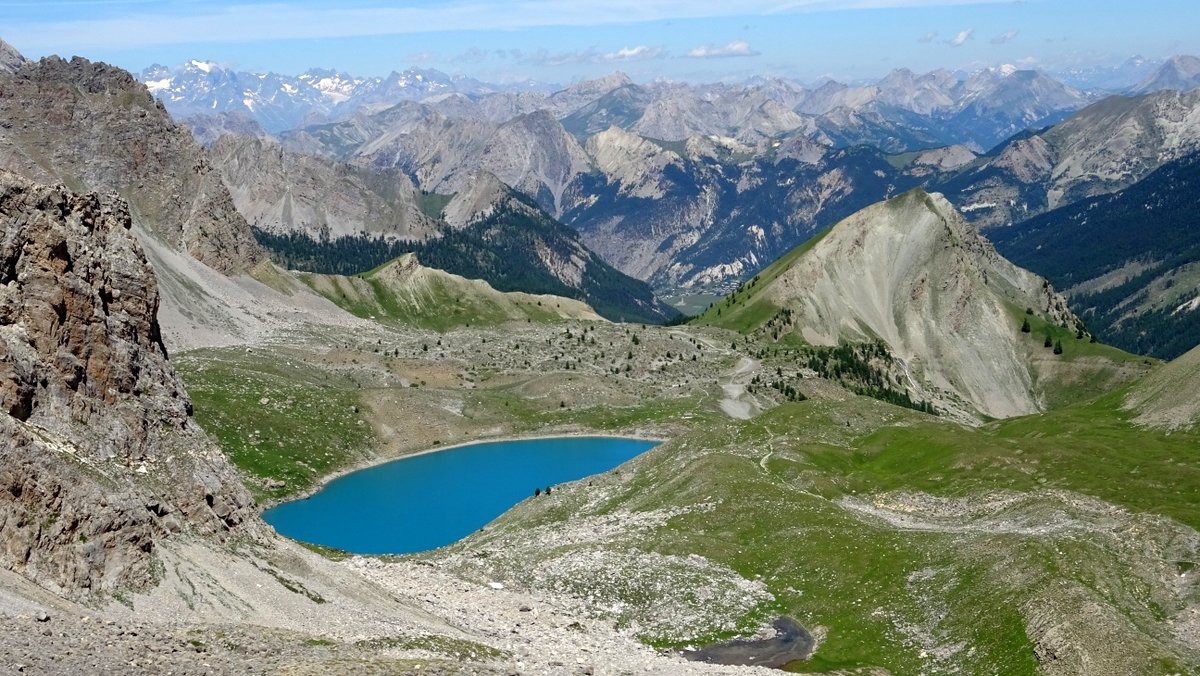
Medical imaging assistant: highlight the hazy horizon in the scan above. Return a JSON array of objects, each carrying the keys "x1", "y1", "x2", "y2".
[{"x1": 2, "y1": 0, "x2": 1197, "y2": 85}]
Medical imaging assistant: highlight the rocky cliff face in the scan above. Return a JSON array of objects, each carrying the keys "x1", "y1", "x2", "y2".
[
  {"x1": 0, "y1": 170, "x2": 253, "y2": 596},
  {"x1": 0, "y1": 56, "x2": 262, "y2": 274},
  {"x1": 211, "y1": 135, "x2": 440, "y2": 241}
]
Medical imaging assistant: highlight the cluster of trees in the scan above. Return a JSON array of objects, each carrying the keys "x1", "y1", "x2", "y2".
[
  {"x1": 252, "y1": 227, "x2": 412, "y2": 275},
  {"x1": 802, "y1": 341, "x2": 936, "y2": 416},
  {"x1": 769, "y1": 379, "x2": 808, "y2": 402}
]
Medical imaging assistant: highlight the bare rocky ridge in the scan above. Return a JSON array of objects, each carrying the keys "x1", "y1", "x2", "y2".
[
  {"x1": 1133, "y1": 55, "x2": 1200, "y2": 94},
  {"x1": 944, "y1": 88, "x2": 1200, "y2": 228},
  {"x1": 0, "y1": 55, "x2": 262, "y2": 274},
  {"x1": 440, "y1": 171, "x2": 537, "y2": 228},
  {"x1": 211, "y1": 135, "x2": 440, "y2": 241},
  {"x1": 0, "y1": 53, "x2": 371, "y2": 350},
  {"x1": 184, "y1": 110, "x2": 270, "y2": 148},
  {"x1": 0, "y1": 170, "x2": 253, "y2": 596},
  {"x1": 743, "y1": 190, "x2": 1079, "y2": 420},
  {"x1": 0, "y1": 39, "x2": 24, "y2": 75},
  {"x1": 302, "y1": 252, "x2": 604, "y2": 325}
]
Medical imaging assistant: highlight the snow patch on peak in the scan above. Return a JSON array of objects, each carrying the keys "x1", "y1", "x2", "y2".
[{"x1": 144, "y1": 78, "x2": 173, "y2": 93}]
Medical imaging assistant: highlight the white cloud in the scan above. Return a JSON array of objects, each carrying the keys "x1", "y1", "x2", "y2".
[
  {"x1": 513, "y1": 45, "x2": 666, "y2": 66},
  {"x1": 4, "y1": 1, "x2": 1007, "y2": 51},
  {"x1": 520, "y1": 48, "x2": 601, "y2": 67},
  {"x1": 686, "y1": 40, "x2": 760, "y2": 59},
  {"x1": 603, "y1": 45, "x2": 666, "y2": 61},
  {"x1": 917, "y1": 32, "x2": 938, "y2": 43},
  {"x1": 990, "y1": 29, "x2": 1019, "y2": 44},
  {"x1": 948, "y1": 28, "x2": 974, "y2": 47}
]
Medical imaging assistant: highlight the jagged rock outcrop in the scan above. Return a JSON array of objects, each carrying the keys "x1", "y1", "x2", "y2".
[
  {"x1": 0, "y1": 55, "x2": 262, "y2": 274},
  {"x1": 0, "y1": 171, "x2": 254, "y2": 596},
  {"x1": 0, "y1": 38, "x2": 24, "y2": 75}
]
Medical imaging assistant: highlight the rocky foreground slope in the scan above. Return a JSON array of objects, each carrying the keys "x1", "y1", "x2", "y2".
[{"x1": 0, "y1": 170, "x2": 253, "y2": 596}]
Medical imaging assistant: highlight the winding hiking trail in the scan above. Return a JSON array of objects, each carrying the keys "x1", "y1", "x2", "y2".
[{"x1": 719, "y1": 357, "x2": 760, "y2": 420}]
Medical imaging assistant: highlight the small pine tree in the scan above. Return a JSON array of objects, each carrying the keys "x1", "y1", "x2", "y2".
[
  {"x1": 1021, "y1": 318, "x2": 1031, "y2": 333},
  {"x1": 1053, "y1": 340, "x2": 1064, "y2": 355},
  {"x1": 534, "y1": 488, "x2": 541, "y2": 497},
  {"x1": 1044, "y1": 335, "x2": 1053, "y2": 348}
]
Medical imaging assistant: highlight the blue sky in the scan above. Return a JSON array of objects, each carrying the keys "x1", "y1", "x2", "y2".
[{"x1": 1, "y1": 0, "x2": 1197, "y2": 83}]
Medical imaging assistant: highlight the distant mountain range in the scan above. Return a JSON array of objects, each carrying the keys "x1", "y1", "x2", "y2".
[
  {"x1": 144, "y1": 60, "x2": 1101, "y2": 151},
  {"x1": 139, "y1": 60, "x2": 539, "y2": 133},
  {"x1": 120, "y1": 52, "x2": 1200, "y2": 355}
]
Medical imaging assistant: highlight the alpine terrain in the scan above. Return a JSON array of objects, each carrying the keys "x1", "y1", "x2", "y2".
[{"x1": 0, "y1": 9, "x2": 1199, "y2": 676}]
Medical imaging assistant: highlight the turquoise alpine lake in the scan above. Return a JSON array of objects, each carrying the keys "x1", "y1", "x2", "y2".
[{"x1": 263, "y1": 436, "x2": 660, "y2": 555}]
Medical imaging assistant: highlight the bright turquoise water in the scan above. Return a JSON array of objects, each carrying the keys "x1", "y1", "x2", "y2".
[{"x1": 263, "y1": 436, "x2": 659, "y2": 555}]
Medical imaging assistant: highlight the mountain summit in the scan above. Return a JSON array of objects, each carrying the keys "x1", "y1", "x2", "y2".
[
  {"x1": 1133, "y1": 54, "x2": 1200, "y2": 94},
  {"x1": 699, "y1": 189, "x2": 1083, "y2": 420}
]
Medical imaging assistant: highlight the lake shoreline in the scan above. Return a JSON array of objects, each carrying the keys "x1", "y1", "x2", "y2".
[{"x1": 262, "y1": 429, "x2": 668, "y2": 511}]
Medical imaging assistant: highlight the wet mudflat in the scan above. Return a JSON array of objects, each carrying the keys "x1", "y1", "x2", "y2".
[{"x1": 682, "y1": 616, "x2": 814, "y2": 669}]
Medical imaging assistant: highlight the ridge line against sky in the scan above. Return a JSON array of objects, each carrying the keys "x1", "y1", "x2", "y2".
[{"x1": 1, "y1": 0, "x2": 1196, "y2": 82}]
